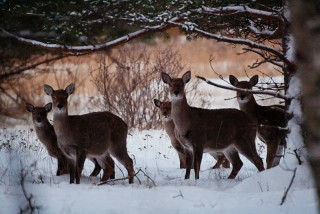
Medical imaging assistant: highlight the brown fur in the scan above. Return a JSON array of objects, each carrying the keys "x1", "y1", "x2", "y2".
[
  {"x1": 229, "y1": 75, "x2": 287, "y2": 168},
  {"x1": 26, "y1": 103, "x2": 69, "y2": 176},
  {"x1": 162, "y1": 71, "x2": 264, "y2": 180},
  {"x1": 44, "y1": 84, "x2": 134, "y2": 184},
  {"x1": 26, "y1": 103, "x2": 107, "y2": 178},
  {"x1": 153, "y1": 99, "x2": 230, "y2": 169}
]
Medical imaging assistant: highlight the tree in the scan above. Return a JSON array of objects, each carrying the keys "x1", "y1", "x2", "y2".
[{"x1": 289, "y1": 0, "x2": 320, "y2": 207}]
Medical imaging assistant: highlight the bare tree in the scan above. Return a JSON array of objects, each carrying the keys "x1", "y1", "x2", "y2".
[{"x1": 91, "y1": 43, "x2": 208, "y2": 130}]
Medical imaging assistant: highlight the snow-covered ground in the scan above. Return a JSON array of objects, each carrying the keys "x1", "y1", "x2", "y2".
[{"x1": 0, "y1": 76, "x2": 318, "y2": 213}]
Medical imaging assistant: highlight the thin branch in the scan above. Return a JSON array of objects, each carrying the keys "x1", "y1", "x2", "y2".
[
  {"x1": 194, "y1": 5, "x2": 283, "y2": 21},
  {"x1": 0, "y1": 53, "x2": 89, "y2": 82},
  {"x1": 280, "y1": 167, "x2": 297, "y2": 205},
  {"x1": 168, "y1": 21, "x2": 294, "y2": 69},
  {"x1": 196, "y1": 75, "x2": 288, "y2": 100},
  {"x1": 97, "y1": 169, "x2": 156, "y2": 187}
]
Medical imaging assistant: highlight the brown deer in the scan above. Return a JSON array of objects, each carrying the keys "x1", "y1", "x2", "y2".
[
  {"x1": 153, "y1": 99, "x2": 230, "y2": 169},
  {"x1": 161, "y1": 71, "x2": 264, "y2": 179},
  {"x1": 229, "y1": 75, "x2": 287, "y2": 169},
  {"x1": 26, "y1": 103, "x2": 110, "y2": 178},
  {"x1": 44, "y1": 83, "x2": 134, "y2": 184}
]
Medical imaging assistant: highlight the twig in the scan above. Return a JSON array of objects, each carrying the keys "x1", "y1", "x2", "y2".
[
  {"x1": 196, "y1": 75, "x2": 288, "y2": 100},
  {"x1": 173, "y1": 190, "x2": 184, "y2": 199},
  {"x1": 97, "y1": 169, "x2": 156, "y2": 187},
  {"x1": 293, "y1": 149, "x2": 302, "y2": 165},
  {"x1": 280, "y1": 167, "x2": 297, "y2": 205}
]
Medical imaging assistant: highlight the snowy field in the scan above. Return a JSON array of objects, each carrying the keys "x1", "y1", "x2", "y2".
[{"x1": 0, "y1": 77, "x2": 318, "y2": 213}]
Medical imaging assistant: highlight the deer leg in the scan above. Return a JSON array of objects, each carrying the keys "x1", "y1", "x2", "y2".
[
  {"x1": 193, "y1": 146, "x2": 203, "y2": 179},
  {"x1": 224, "y1": 147, "x2": 243, "y2": 179},
  {"x1": 179, "y1": 154, "x2": 187, "y2": 169},
  {"x1": 211, "y1": 153, "x2": 224, "y2": 169},
  {"x1": 111, "y1": 148, "x2": 134, "y2": 184},
  {"x1": 69, "y1": 161, "x2": 76, "y2": 184},
  {"x1": 184, "y1": 149, "x2": 192, "y2": 179},
  {"x1": 56, "y1": 157, "x2": 63, "y2": 176},
  {"x1": 57, "y1": 155, "x2": 69, "y2": 176},
  {"x1": 222, "y1": 156, "x2": 231, "y2": 168},
  {"x1": 98, "y1": 156, "x2": 115, "y2": 182},
  {"x1": 171, "y1": 140, "x2": 186, "y2": 169},
  {"x1": 266, "y1": 142, "x2": 279, "y2": 169},
  {"x1": 107, "y1": 156, "x2": 115, "y2": 179},
  {"x1": 89, "y1": 158, "x2": 102, "y2": 177},
  {"x1": 75, "y1": 150, "x2": 86, "y2": 184}
]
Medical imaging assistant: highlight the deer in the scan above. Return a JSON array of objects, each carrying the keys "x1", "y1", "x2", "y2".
[
  {"x1": 44, "y1": 83, "x2": 134, "y2": 184},
  {"x1": 161, "y1": 71, "x2": 264, "y2": 180},
  {"x1": 26, "y1": 102, "x2": 111, "y2": 178},
  {"x1": 153, "y1": 99, "x2": 230, "y2": 169},
  {"x1": 229, "y1": 75, "x2": 287, "y2": 169}
]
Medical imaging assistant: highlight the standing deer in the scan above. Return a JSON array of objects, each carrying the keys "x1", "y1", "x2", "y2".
[
  {"x1": 44, "y1": 83, "x2": 134, "y2": 184},
  {"x1": 26, "y1": 102, "x2": 110, "y2": 178},
  {"x1": 26, "y1": 102, "x2": 69, "y2": 176},
  {"x1": 153, "y1": 99, "x2": 230, "y2": 169},
  {"x1": 229, "y1": 75, "x2": 287, "y2": 168},
  {"x1": 161, "y1": 71, "x2": 264, "y2": 179}
]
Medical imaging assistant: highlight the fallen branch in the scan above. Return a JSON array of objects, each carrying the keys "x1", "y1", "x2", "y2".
[
  {"x1": 196, "y1": 75, "x2": 288, "y2": 100},
  {"x1": 280, "y1": 167, "x2": 297, "y2": 205},
  {"x1": 97, "y1": 169, "x2": 156, "y2": 187}
]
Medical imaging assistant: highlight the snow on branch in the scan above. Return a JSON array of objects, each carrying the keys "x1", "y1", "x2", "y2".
[
  {"x1": 248, "y1": 20, "x2": 278, "y2": 37},
  {"x1": 194, "y1": 5, "x2": 282, "y2": 21},
  {"x1": 0, "y1": 17, "x2": 182, "y2": 52},
  {"x1": 196, "y1": 75, "x2": 288, "y2": 100},
  {"x1": 168, "y1": 21, "x2": 294, "y2": 68}
]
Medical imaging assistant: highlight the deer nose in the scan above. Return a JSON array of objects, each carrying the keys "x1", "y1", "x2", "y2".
[
  {"x1": 174, "y1": 90, "x2": 179, "y2": 95},
  {"x1": 57, "y1": 104, "x2": 63, "y2": 109},
  {"x1": 36, "y1": 118, "x2": 41, "y2": 123},
  {"x1": 240, "y1": 95, "x2": 246, "y2": 100}
]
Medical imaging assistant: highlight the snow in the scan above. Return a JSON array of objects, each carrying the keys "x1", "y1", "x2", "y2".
[
  {"x1": 0, "y1": 127, "x2": 317, "y2": 214},
  {"x1": 0, "y1": 77, "x2": 318, "y2": 214}
]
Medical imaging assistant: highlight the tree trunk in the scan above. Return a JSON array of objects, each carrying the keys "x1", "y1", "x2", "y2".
[{"x1": 289, "y1": 0, "x2": 320, "y2": 209}]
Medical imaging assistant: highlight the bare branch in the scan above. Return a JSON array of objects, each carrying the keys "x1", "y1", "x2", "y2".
[
  {"x1": 168, "y1": 21, "x2": 294, "y2": 69},
  {"x1": 194, "y1": 5, "x2": 283, "y2": 21},
  {"x1": 0, "y1": 16, "x2": 183, "y2": 53},
  {"x1": 196, "y1": 75, "x2": 288, "y2": 100}
]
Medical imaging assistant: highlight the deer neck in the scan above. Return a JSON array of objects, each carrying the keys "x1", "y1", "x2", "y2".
[
  {"x1": 53, "y1": 109, "x2": 70, "y2": 136},
  {"x1": 171, "y1": 95, "x2": 191, "y2": 133},
  {"x1": 239, "y1": 96, "x2": 259, "y2": 118},
  {"x1": 34, "y1": 119, "x2": 55, "y2": 142}
]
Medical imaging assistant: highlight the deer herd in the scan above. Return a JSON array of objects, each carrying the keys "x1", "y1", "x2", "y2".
[{"x1": 26, "y1": 71, "x2": 287, "y2": 185}]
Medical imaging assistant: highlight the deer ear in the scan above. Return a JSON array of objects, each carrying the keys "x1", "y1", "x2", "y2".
[
  {"x1": 44, "y1": 103, "x2": 52, "y2": 112},
  {"x1": 161, "y1": 72, "x2": 171, "y2": 84},
  {"x1": 182, "y1": 71, "x2": 191, "y2": 83},
  {"x1": 65, "y1": 83, "x2": 75, "y2": 95},
  {"x1": 154, "y1": 99, "x2": 161, "y2": 108},
  {"x1": 250, "y1": 75, "x2": 259, "y2": 86},
  {"x1": 44, "y1": 84, "x2": 54, "y2": 96},
  {"x1": 26, "y1": 103, "x2": 34, "y2": 112},
  {"x1": 229, "y1": 75, "x2": 239, "y2": 86}
]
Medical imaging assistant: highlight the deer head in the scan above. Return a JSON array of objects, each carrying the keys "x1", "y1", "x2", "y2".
[
  {"x1": 161, "y1": 71, "x2": 191, "y2": 101},
  {"x1": 154, "y1": 99, "x2": 172, "y2": 122},
  {"x1": 44, "y1": 83, "x2": 75, "y2": 114},
  {"x1": 26, "y1": 103, "x2": 52, "y2": 126},
  {"x1": 229, "y1": 75, "x2": 259, "y2": 104}
]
